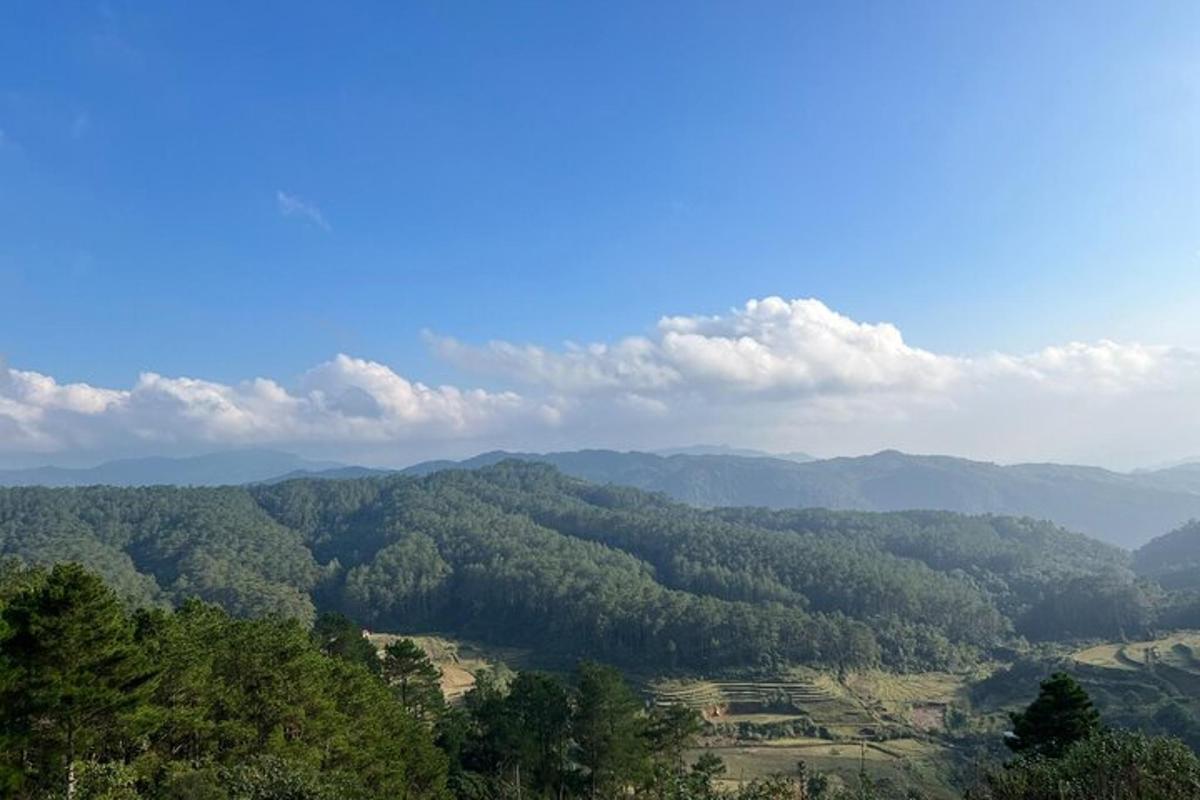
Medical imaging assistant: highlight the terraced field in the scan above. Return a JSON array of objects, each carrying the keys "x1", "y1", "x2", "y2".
[
  {"x1": 1074, "y1": 632, "x2": 1200, "y2": 672},
  {"x1": 695, "y1": 737, "x2": 958, "y2": 799},
  {"x1": 1069, "y1": 631, "x2": 1200, "y2": 710},
  {"x1": 653, "y1": 677, "x2": 877, "y2": 735},
  {"x1": 653, "y1": 678, "x2": 853, "y2": 713},
  {"x1": 650, "y1": 670, "x2": 967, "y2": 739},
  {"x1": 371, "y1": 633, "x2": 972, "y2": 796}
]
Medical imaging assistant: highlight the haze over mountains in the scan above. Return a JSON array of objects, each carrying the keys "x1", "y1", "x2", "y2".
[
  {"x1": 3, "y1": 447, "x2": 1200, "y2": 548},
  {"x1": 0, "y1": 450, "x2": 342, "y2": 488}
]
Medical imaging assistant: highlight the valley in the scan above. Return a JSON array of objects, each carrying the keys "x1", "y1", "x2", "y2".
[
  {"x1": 373, "y1": 627, "x2": 1200, "y2": 798},
  {"x1": 4, "y1": 460, "x2": 1200, "y2": 798}
]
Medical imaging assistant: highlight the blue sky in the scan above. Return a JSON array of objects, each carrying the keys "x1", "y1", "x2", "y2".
[{"x1": 1, "y1": 2, "x2": 1198, "y2": 467}]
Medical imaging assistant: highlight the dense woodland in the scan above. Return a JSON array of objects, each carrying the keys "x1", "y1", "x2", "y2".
[
  {"x1": 400, "y1": 449, "x2": 1200, "y2": 548},
  {"x1": 0, "y1": 462, "x2": 1179, "y2": 674},
  {"x1": 4, "y1": 562, "x2": 1199, "y2": 800},
  {"x1": 7, "y1": 447, "x2": 1200, "y2": 549},
  {"x1": 3, "y1": 465, "x2": 1200, "y2": 798},
  {"x1": 0, "y1": 561, "x2": 921, "y2": 800}
]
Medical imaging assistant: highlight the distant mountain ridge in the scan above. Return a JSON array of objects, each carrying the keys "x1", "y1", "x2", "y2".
[
  {"x1": 402, "y1": 449, "x2": 1200, "y2": 548},
  {"x1": 4, "y1": 447, "x2": 1200, "y2": 547},
  {"x1": 0, "y1": 450, "x2": 343, "y2": 487},
  {"x1": 652, "y1": 444, "x2": 815, "y2": 461}
]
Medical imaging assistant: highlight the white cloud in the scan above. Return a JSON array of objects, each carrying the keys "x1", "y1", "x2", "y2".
[
  {"x1": 428, "y1": 297, "x2": 963, "y2": 397},
  {"x1": 0, "y1": 355, "x2": 526, "y2": 455},
  {"x1": 276, "y1": 190, "x2": 331, "y2": 231},
  {"x1": 427, "y1": 297, "x2": 1200, "y2": 467},
  {"x1": 2, "y1": 298, "x2": 1198, "y2": 468},
  {"x1": 980, "y1": 340, "x2": 1189, "y2": 392},
  {"x1": 432, "y1": 297, "x2": 1192, "y2": 400}
]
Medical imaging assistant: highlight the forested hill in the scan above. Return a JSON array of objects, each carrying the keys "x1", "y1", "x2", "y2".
[
  {"x1": 6, "y1": 448, "x2": 1199, "y2": 548},
  {"x1": 1136, "y1": 520, "x2": 1200, "y2": 590},
  {"x1": 0, "y1": 461, "x2": 1145, "y2": 673},
  {"x1": 404, "y1": 450, "x2": 1200, "y2": 548}
]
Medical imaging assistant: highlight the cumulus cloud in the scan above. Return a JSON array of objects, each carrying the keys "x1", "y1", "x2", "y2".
[
  {"x1": 276, "y1": 190, "x2": 331, "y2": 231},
  {"x1": 0, "y1": 355, "x2": 526, "y2": 455},
  {"x1": 428, "y1": 298, "x2": 965, "y2": 397},
  {"x1": 3, "y1": 298, "x2": 1199, "y2": 467},
  {"x1": 432, "y1": 297, "x2": 1195, "y2": 400},
  {"x1": 428, "y1": 296, "x2": 1200, "y2": 467}
]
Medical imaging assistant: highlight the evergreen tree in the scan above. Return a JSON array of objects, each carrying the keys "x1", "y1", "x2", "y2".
[
  {"x1": 504, "y1": 672, "x2": 573, "y2": 798},
  {"x1": 382, "y1": 638, "x2": 445, "y2": 723},
  {"x1": 646, "y1": 703, "x2": 703, "y2": 768},
  {"x1": 311, "y1": 611, "x2": 380, "y2": 674},
  {"x1": 1007, "y1": 672, "x2": 1101, "y2": 758},
  {"x1": 573, "y1": 661, "x2": 649, "y2": 799},
  {"x1": 972, "y1": 730, "x2": 1200, "y2": 800},
  {"x1": 0, "y1": 563, "x2": 155, "y2": 800}
]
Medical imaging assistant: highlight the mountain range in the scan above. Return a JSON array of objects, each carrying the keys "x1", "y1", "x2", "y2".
[
  {"x1": 0, "y1": 450, "x2": 342, "y2": 488},
  {"x1": 397, "y1": 450, "x2": 1200, "y2": 548},
  {"x1": 4, "y1": 447, "x2": 1200, "y2": 548}
]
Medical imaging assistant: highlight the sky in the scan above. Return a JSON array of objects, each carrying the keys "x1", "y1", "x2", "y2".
[{"x1": 1, "y1": 2, "x2": 1198, "y2": 469}]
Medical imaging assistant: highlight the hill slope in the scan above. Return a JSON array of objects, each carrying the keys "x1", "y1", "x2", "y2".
[
  {"x1": 1135, "y1": 521, "x2": 1200, "y2": 590},
  {"x1": 0, "y1": 462, "x2": 1137, "y2": 673},
  {"x1": 405, "y1": 450, "x2": 1200, "y2": 548},
  {"x1": 6, "y1": 448, "x2": 1198, "y2": 547}
]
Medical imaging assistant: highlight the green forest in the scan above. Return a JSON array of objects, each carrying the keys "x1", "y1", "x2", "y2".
[
  {"x1": 6, "y1": 462, "x2": 1200, "y2": 798},
  {"x1": 0, "y1": 461, "x2": 1172, "y2": 674},
  {"x1": 5, "y1": 561, "x2": 1200, "y2": 800}
]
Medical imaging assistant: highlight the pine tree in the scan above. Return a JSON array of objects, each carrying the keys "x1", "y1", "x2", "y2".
[
  {"x1": 505, "y1": 672, "x2": 573, "y2": 797},
  {"x1": 573, "y1": 661, "x2": 649, "y2": 799},
  {"x1": 1007, "y1": 672, "x2": 1101, "y2": 758},
  {"x1": 311, "y1": 611, "x2": 380, "y2": 674},
  {"x1": 382, "y1": 638, "x2": 445, "y2": 723},
  {"x1": 0, "y1": 563, "x2": 155, "y2": 799}
]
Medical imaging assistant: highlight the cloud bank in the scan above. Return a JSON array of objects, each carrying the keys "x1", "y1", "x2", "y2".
[
  {"x1": 0, "y1": 355, "x2": 528, "y2": 456},
  {"x1": 3, "y1": 297, "x2": 1198, "y2": 467}
]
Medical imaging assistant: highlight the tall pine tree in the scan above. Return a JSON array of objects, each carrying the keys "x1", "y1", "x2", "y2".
[
  {"x1": 382, "y1": 638, "x2": 445, "y2": 724},
  {"x1": 573, "y1": 661, "x2": 649, "y2": 799},
  {"x1": 0, "y1": 564, "x2": 155, "y2": 799}
]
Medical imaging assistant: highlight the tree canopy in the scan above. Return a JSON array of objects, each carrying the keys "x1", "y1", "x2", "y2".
[
  {"x1": 0, "y1": 462, "x2": 1153, "y2": 673},
  {"x1": 1006, "y1": 672, "x2": 1102, "y2": 758}
]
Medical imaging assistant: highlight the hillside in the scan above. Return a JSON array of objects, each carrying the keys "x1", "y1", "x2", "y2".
[
  {"x1": 405, "y1": 449, "x2": 1200, "y2": 548},
  {"x1": 1134, "y1": 463, "x2": 1200, "y2": 495},
  {"x1": 6, "y1": 448, "x2": 1200, "y2": 548},
  {"x1": 0, "y1": 461, "x2": 1139, "y2": 673},
  {"x1": 1136, "y1": 521, "x2": 1200, "y2": 590}
]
